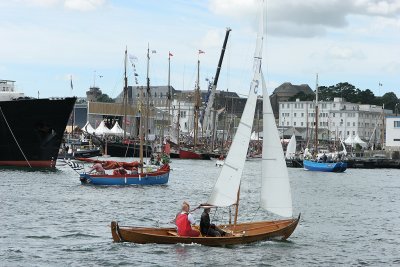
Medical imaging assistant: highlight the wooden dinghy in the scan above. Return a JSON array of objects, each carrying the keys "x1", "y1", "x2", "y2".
[{"x1": 111, "y1": 215, "x2": 300, "y2": 246}]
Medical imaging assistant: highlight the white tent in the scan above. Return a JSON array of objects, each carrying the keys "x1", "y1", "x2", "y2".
[
  {"x1": 354, "y1": 134, "x2": 367, "y2": 147},
  {"x1": 82, "y1": 121, "x2": 95, "y2": 135},
  {"x1": 94, "y1": 121, "x2": 112, "y2": 135},
  {"x1": 110, "y1": 121, "x2": 125, "y2": 136},
  {"x1": 344, "y1": 134, "x2": 354, "y2": 145}
]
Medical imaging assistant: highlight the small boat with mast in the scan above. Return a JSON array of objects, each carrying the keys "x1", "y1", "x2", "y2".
[
  {"x1": 303, "y1": 74, "x2": 347, "y2": 172},
  {"x1": 76, "y1": 48, "x2": 171, "y2": 185},
  {"x1": 110, "y1": 1, "x2": 300, "y2": 245}
]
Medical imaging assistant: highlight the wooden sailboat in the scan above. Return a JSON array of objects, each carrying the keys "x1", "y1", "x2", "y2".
[
  {"x1": 303, "y1": 74, "x2": 347, "y2": 172},
  {"x1": 78, "y1": 49, "x2": 170, "y2": 186},
  {"x1": 110, "y1": 1, "x2": 299, "y2": 245}
]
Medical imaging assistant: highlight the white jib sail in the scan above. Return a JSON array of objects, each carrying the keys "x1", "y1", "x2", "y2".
[
  {"x1": 285, "y1": 133, "x2": 296, "y2": 159},
  {"x1": 260, "y1": 73, "x2": 293, "y2": 217},
  {"x1": 207, "y1": 3, "x2": 264, "y2": 207}
]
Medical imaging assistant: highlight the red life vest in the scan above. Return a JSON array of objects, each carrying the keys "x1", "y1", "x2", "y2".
[{"x1": 176, "y1": 213, "x2": 191, "y2": 236}]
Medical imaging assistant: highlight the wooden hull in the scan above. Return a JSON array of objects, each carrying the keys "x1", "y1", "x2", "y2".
[
  {"x1": 110, "y1": 214, "x2": 300, "y2": 246},
  {"x1": 303, "y1": 160, "x2": 347, "y2": 172},
  {"x1": 79, "y1": 170, "x2": 169, "y2": 185}
]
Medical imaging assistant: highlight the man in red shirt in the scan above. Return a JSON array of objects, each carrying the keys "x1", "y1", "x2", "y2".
[{"x1": 175, "y1": 202, "x2": 200, "y2": 237}]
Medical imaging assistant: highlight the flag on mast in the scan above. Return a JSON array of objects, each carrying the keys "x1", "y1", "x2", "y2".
[
  {"x1": 70, "y1": 75, "x2": 73, "y2": 90},
  {"x1": 198, "y1": 49, "x2": 205, "y2": 54},
  {"x1": 169, "y1": 52, "x2": 173, "y2": 57}
]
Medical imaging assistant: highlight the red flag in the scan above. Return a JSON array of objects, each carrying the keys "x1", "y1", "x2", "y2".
[
  {"x1": 169, "y1": 52, "x2": 173, "y2": 57},
  {"x1": 198, "y1": 49, "x2": 205, "y2": 54}
]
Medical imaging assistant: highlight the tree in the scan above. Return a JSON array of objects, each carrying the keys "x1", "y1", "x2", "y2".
[
  {"x1": 97, "y1": 94, "x2": 115, "y2": 103},
  {"x1": 380, "y1": 92, "x2": 399, "y2": 111}
]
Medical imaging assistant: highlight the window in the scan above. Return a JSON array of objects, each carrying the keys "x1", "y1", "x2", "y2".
[
  {"x1": 154, "y1": 92, "x2": 157, "y2": 97},
  {"x1": 353, "y1": 122, "x2": 355, "y2": 126},
  {"x1": 294, "y1": 122, "x2": 296, "y2": 126},
  {"x1": 353, "y1": 131, "x2": 355, "y2": 135},
  {"x1": 282, "y1": 113, "x2": 285, "y2": 117},
  {"x1": 394, "y1": 121, "x2": 400, "y2": 128},
  {"x1": 301, "y1": 113, "x2": 304, "y2": 117},
  {"x1": 347, "y1": 131, "x2": 349, "y2": 135},
  {"x1": 287, "y1": 121, "x2": 289, "y2": 126},
  {"x1": 287, "y1": 103, "x2": 289, "y2": 108},
  {"x1": 294, "y1": 113, "x2": 297, "y2": 117},
  {"x1": 301, "y1": 122, "x2": 304, "y2": 126},
  {"x1": 347, "y1": 122, "x2": 350, "y2": 126},
  {"x1": 160, "y1": 93, "x2": 163, "y2": 98}
]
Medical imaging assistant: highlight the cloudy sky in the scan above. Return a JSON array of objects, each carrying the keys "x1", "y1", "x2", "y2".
[{"x1": 1, "y1": 0, "x2": 399, "y2": 99}]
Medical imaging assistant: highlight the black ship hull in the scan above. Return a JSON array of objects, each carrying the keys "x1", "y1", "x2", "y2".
[
  {"x1": 0, "y1": 97, "x2": 76, "y2": 168},
  {"x1": 106, "y1": 142, "x2": 152, "y2": 157}
]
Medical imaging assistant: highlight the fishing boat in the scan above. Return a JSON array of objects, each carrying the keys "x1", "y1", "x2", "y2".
[{"x1": 110, "y1": 2, "x2": 300, "y2": 245}]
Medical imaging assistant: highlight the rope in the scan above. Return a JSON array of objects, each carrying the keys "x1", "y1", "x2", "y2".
[{"x1": 0, "y1": 106, "x2": 32, "y2": 168}]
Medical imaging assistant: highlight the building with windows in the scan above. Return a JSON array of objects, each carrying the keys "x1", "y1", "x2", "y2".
[
  {"x1": 385, "y1": 116, "x2": 400, "y2": 148},
  {"x1": 279, "y1": 97, "x2": 393, "y2": 144}
]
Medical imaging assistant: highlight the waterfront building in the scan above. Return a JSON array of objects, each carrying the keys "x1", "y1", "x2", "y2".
[
  {"x1": 278, "y1": 97, "x2": 393, "y2": 146},
  {"x1": 385, "y1": 116, "x2": 400, "y2": 149}
]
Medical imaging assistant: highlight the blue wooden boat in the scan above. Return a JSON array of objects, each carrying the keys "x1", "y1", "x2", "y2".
[
  {"x1": 79, "y1": 166, "x2": 170, "y2": 185},
  {"x1": 303, "y1": 160, "x2": 347, "y2": 172}
]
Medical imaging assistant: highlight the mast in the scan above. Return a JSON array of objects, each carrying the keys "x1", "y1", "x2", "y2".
[
  {"x1": 123, "y1": 47, "x2": 128, "y2": 139},
  {"x1": 314, "y1": 73, "x2": 319, "y2": 154},
  {"x1": 139, "y1": 88, "x2": 144, "y2": 173},
  {"x1": 145, "y1": 44, "x2": 151, "y2": 158},
  {"x1": 167, "y1": 52, "x2": 172, "y2": 138},
  {"x1": 202, "y1": 28, "x2": 231, "y2": 134},
  {"x1": 194, "y1": 57, "x2": 200, "y2": 147}
]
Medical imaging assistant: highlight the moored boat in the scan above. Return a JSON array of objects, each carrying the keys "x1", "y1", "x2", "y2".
[
  {"x1": 0, "y1": 80, "x2": 76, "y2": 168},
  {"x1": 79, "y1": 164, "x2": 170, "y2": 185},
  {"x1": 179, "y1": 148, "x2": 210, "y2": 160},
  {"x1": 303, "y1": 160, "x2": 347, "y2": 172}
]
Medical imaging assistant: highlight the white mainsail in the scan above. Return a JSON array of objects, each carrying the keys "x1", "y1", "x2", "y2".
[
  {"x1": 285, "y1": 133, "x2": 297, "y2": 159},
  {"x1": 260, "y1": 73, "x2": 293, "y2": 217},
  {"x1": 207, "y1": 2, "x2": 264, "y2": 207}
]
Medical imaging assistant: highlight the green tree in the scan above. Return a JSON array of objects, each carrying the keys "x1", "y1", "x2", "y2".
[
  {"x1": 97, "y1": 94, "x2": 115, "y2": 103},
  {"x1": 380, "y1": 92, "x2": 399, "y2": 111}
]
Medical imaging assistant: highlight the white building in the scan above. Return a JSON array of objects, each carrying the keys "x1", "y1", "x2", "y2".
[
  {"x1": 385, "y1": 116, "x2": 400, "y2": 148},
  {"x1": 279, "y1": 98, "x2": 393, "y2": 144}
]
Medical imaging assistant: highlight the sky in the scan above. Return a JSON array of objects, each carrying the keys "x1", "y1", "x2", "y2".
[{"x1": 1, "y1": 0, "x2": 399, "y2": 99}]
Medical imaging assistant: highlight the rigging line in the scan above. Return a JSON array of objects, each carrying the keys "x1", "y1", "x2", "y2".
[{"x1": 0, "y1": 106, "x2": 32, "y2": 168}]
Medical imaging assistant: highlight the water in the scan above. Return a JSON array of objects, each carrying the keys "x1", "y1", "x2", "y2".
[{"x1": 1, "y1": 159, "x2": 400, "y2": 266}]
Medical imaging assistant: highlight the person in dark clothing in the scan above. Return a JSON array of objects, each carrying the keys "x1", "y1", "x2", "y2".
[{"x1": 200, "y1": 208, "x2": 225, "y2": 237}]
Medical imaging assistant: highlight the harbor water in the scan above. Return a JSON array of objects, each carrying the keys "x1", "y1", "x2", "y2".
[{"x1": 1, "y1": 159, "x2": 399, "y2": 266}]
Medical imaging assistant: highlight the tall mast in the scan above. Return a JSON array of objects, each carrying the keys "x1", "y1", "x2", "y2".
[
  {"x1": 168, "y1": 52, "x2": 172, "y2": 138},
  {"x1": 123, "y1": 47, "x2": 128, "y2": 139},
  {"x1": 314, "y1": 73, "x2": 319, "y2": 154},
  {"x1": 145, "y1": 44, "x2": 151, "y2": 157},
  {"x1": 139, "y1": 88, "x2": 144, "y2": 173},
  {"x1": 194, "y1": 57, "x2": 200, "y2": 147}
]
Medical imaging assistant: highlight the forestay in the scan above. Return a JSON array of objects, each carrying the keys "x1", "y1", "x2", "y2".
[{"x1": 260, "y1": 73, "x2": 293, "y2": 217}]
